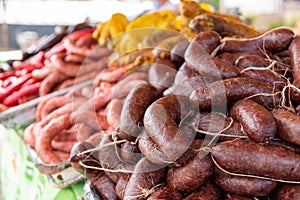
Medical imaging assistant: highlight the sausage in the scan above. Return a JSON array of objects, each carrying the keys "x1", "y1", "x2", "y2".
[
  {"x1": 272, "y1": 109, "x2": 300, "y2": 146},
  {"x1": 230, "y1": 99, "x2": 277, "y2": 142},
  {"x1": 216, "y1": 50, "x2": 272, "y2": 66},
  {"x1": 138, "y1": 130, "x2": 169, "y2": 165},
  {"x1": 35, "y1": 114, "x2": 73, "y2": 164},
  {"x1": 118, "y1": 83, "x2": 160, "y2": 142},
  {"x1": 183, "y1": 180, "x2": 221, "y2": 200},
  {"x1": 39, "y1": 72, "x2": 67, "y2": 96},
  {"x1": 51, "y1": 54, "x2": 108, "y2": 77},
  {"x1": 166, "y1": 144, "x2": 213, "y2": 192},
  {"x1": 23, "y1": 123, "x2": 36, "y2": 148},
  {"x1": 213, "y1": 168, "x2": 278, "y2": 196},
  {"x1": 213, "y1": 57, "x2": 240, "y2": 79},
  {"x1": 39, "y1": 96, "x2": 71, "y2": 121},
  {"x1": 148, "y1": 62, "x2": 177, "y2": 93},
  {"x1": 51, "y1": 140, "x2": 76, "y2": 153},
  {"x1": 197, "y1": 113, "x2": 246, "y2": 141},
  {"x1": 112, "y1": 72, "x2": 148, "y2": 99},
  {"x1": 273, "y1": 184, "x2": 300, "y2": 200},
  {"x1": 32, "y1": 66, "x2": 53, "y2": 80},
  {"x1": 85, "y1": 132, "x2": 103, "y2": 146},
  {"x1": 236, "y1": 55, "x2": 291, "y2": 76},
  {"x1": 64, "y1": 53, "x2": 86, "y2": 64},
  {"x1": 189, "y1": 77, "x2": 282, "y2": 111},
  {"x1": 120, "y1": 141, "x2": 142, "y2": 163},
  {"x1": 115, "y1": 174, "x2": 131, "y2": 200},
  {"x1": 170, "y1": 39, "x2": 189, "y2": 65},
  {"x1": 211, "y1": 139, "x2": 300, "y2": 181},
  {"x1": 174, "y1": 62, "x2": 201, "y2": 84},
  {"x1": 224, "y1": 194, "x2": 253, "y2": 200},
  {"x1": 124, "y1": 158, "x2": 166, "y2": 200},
  {"x1": 97, "y1": 134, "x2": 122, "y2": 170},
  {"x1": 240, "y1": 68, "x2": 286, "y2": 90},
  {"x1": 147, "y1": 187, "x2": 182, "y2": 200},
  {"x1": 193, "y1": 30, "x2": 222, "y2": 54},
  {"x1": 72, "y1": 109, "x2": 109, "y2": 131},
  {"x1": 185, "y1": 37, "x2": 223, "y2": 81},
  {"x1": 220, "y1": 27, "x2": 294, "y2": 53},
  {"x1": 92, "y1": 174, "x2": 119, "y2": 200},
  {"x1": 144, "y1": 95, "x2": 197, "y2": 162},
  {"x1": 57, "y1": 70, "x2": 99, "y2": 90},
  {"x1": 163, "y1": 76, "x2": 207, "y2": 98},
  {"x1": 289, "y1": 36, "x2": 300, "y2": 102},
  {"x1": 95, "y1": 65, "x2": 126, "y2": 84},
  {"x1": 106, "y1": 98, "x2": 124, "y2": 130}
]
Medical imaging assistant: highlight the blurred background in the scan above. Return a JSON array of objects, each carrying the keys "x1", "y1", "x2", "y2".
[{"x1": 1, "y1": 0, "x2": 300, "y2": 51}]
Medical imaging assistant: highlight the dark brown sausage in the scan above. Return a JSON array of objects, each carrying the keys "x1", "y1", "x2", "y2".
[
  {"x1": 166, "y1": 147, "x2": 213, "y2": 193},
  {"x1": 138, "y1": 130, "x2": 169, "y2": 165},
  {"x1": 211, "y1": 139, "x2": 300, "y2": 181},
  {"x1": 236, "y1": 55, "x2": 291, "y2": 76},
  {"x1": 230, "y1": 99, "x2": 277, "y2": 142},
  {"x1": 124, "y1": 158, "x2": 166, "y2": 200},
  {"x1": 213, "y1": 168, "x2": 278, "y2": 196},
  {"x1": 115, "y1": 174, "x2": 131, "y2": 200},
  {"x1": 174, "y1": 62, "x2": 201, "y2": 84},
  {"x1": 193, "y1": 30, "x2": 222, "y2": 54},
  {"x1": 289, "y1": 36, "x2": 300, "y2": 103},
  {"x1": 92, "y1": 174, "x2": 119, "y2": 200},
  {"x1": 144, "y1": 95, "x2": 197, "y2": 162},
  {"x1": 240, "y1": 68, "x2": 286, "y2": 90},
  {"x1": 183, "y1": 180, "x2": 221, "y2": 200},
  {"x1": 163, "y1": 76, "x2": 208, "y2": 98},
  {"x1": 118, "y1": 83, "x2": 160, "y2": 142},
  {"x1": 171, "y1": 39, "x2": 189, "y2": 65},
  {"x1": 120, "y1": 141, "x2": 142, "y2": 163},
  {"x1": 147, "y1": 187, "x2": 182, "y2": 200},
  {"x1": 272, "y1": 109, "x2": 300, "y2": 146},
  {"x1": 224, "y1": 194, "x2": 253, "y2": 200},
  {"x1": 190, "y1": 77, "x2": 281, "y2": 111},
  {"x1": 213, "y1": 57, "x2": 240, "y2": 79},
  {"x1": 216, "y1": 50, "x2": 272, "y2": 66},
  {"x1": 220, "y1": 27, "x2": 294, "y2": 53},
  {"x1": 185, "y1": 38, "x2": 223, "y2": 81},
  {"x1": 273, "y1": 184, "x2": 300, "y2": 200},
  {"x1": 148, "y1": 62, "x2": 177, "y2": 92},
  {"x1": 197, "y1": 113, "x2": 246, "y2": 141}
]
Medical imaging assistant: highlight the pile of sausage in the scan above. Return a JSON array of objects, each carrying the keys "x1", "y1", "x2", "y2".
[
  {"x1": 0, "y1": 28, "x2": 111, "y2": 112},
  {"x1": 23, "y1": 60, "x2": 151, "y2": 164},
  {"x1": 67, "y1": 27, "x2": 300, "y2": 200}
]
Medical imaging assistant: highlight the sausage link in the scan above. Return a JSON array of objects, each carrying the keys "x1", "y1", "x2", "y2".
[{"x1": 212, "y1": 139, "x2": 300, "y2": 181}]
